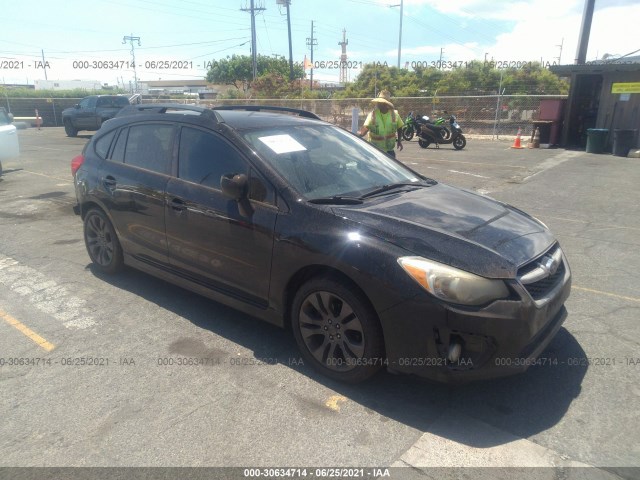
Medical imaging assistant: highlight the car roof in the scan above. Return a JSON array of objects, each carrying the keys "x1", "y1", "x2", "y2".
[{"x1": 111, "y1": 104, "x2": 326, "y2": 131}]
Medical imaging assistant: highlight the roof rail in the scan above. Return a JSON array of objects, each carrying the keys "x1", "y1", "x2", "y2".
[
  {"x1": 212, "y1": 105, "x2": 321, "y2": 120},
  {"x1": 116, "y1": 103, "x2": 219, "y2": 120}
]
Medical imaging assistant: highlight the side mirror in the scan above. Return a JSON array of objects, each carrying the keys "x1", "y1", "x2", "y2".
[
  {"x1": 8, "y1": 113, "x2": 14, "y2": 122},
  {"x1": 221, "y1": 173, "x2": 248, "y2": 200}
]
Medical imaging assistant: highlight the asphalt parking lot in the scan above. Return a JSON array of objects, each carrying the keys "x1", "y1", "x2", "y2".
[{"x1": 0, "y1": 127, "x2": 639, "y2": 480}]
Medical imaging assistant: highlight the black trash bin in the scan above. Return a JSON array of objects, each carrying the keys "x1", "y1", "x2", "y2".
[
  {"x1": 586, "y1": 129, "x2": 609, "y2": 154},
  {"x1": 613, "y1": 129, "x2": 637, "y2": 157}
]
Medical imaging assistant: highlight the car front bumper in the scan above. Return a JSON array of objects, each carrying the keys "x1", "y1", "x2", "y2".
[{"x1": 378, "y1": 260, "x2": 572, "y2": 383}]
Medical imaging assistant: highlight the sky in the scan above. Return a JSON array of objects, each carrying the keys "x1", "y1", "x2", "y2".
[{"x1": 1, "y1": 0, "x2": 639, "y2": 89}]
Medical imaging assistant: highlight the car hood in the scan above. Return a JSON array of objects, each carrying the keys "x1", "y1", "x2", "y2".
[{"x1": 333, "y1": 183, "x2": 556, "y2": 278}]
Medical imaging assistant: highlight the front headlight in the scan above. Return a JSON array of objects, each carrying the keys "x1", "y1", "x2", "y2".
[{"x1": 398, "y1": 256, "x2": 509, "y2": 306}]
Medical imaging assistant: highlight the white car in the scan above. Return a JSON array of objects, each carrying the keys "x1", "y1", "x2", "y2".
[{"x1": 0, "y1": 108, "x2": 20, "y2": 175}]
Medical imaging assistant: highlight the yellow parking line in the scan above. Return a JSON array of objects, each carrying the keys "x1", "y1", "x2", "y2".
[
  {"x1": 572, "y1": 286, "x2": 640, "y2": 304},
  {"x1": 0, "y1": 310, "x2": 56, "y2": 352}
]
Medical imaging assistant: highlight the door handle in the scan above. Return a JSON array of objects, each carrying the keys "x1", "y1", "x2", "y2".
[{"x1": 170, "y1": 198, "x2": 187, "y2": 212}]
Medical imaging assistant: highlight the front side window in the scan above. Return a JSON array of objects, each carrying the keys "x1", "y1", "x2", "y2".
[
  {"x1": 178, "y1": 127, "x2": 247, "y2": 190},
  {"x1": 124, "y1": 124, "x2": 173, "y2": 174},
  {"x1": 79, "y1": 97, "x2": 95, "y2": 109}
]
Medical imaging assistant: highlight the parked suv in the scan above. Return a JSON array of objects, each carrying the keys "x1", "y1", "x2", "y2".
[
  {"x1": 0, "y1": 107, "x2": 19, "y2": 175},
  {"x1": 62, "y1": 95, "x2": 130, "y2": 137},
  {"x1": 72, "y1": 104, "x2": 571, "y2": 384}
]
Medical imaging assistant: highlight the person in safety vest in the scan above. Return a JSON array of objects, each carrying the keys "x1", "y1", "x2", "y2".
[{"x1": 357, "y1": 90, "x2": 404, "y2": 157}]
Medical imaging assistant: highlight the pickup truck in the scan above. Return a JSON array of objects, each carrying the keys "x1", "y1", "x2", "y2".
[
  {"x1": 61, "y1": 95, "x2": 130, "y2": 137},
  {"x1": 0, "y1": 107, "x2": 20, "y2": 176}
]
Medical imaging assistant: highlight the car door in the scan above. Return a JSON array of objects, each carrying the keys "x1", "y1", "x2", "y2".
[
  {"x1": 0, "y1": 109, "x2": 19, "y2": 162},
  {"x1": 97, "y1": 122, "x2": 175, "y2": 266},
  {"x1": 74, "y1": 96, "x2": 98, "y2": 130},
  {"x1": 164, "y1": 125, "x2": 278, "y2": 307}
]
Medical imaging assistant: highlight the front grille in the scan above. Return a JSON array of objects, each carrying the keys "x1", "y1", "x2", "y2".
[
  {"x1": 523, "y1": 262, "x2": 565, "y2": 299},
  {"x1": 518, "y1": 245, "x2": 566, "y2": 300}
]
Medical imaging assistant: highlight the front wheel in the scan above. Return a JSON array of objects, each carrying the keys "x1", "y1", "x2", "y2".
[
  {"x1": 418, "y1": 138, "x2": 431, "y2": 149},
  {"x1": 453, "y1": 135, "x2": 466, "y2": 150},
  {"x1": 402, "y1": 126, "x2": 415, "y2": 141},
  {"x1": 83, "y1": 208, "x2": 124, "y2": 274},
  {"x1": 291, "y1": 278, "x2": 385, "y2": 383},
  {"x1": 64, "y1": 119, "x2": 78, "y2": 137}
]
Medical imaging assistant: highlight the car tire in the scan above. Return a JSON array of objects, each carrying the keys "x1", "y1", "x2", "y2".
[
  {"x1": 83, "y1": 208, "x2": 124, "y2": 274},
  {"x1": 291, "y1": 277, "x2": 384, "y2": 383},
  {"x1": 64, "y1": 119, "x2": 78, "y2": 137},
  {"x1": 453, "y1": 135, "x2": 466, "y2": 150}
]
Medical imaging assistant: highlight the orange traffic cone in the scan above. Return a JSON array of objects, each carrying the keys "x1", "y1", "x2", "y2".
[{"x1": 511, "y1": 127, "x2": 524, "y2": 149}]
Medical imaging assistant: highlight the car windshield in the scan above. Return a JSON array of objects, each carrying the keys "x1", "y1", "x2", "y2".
[{"x1": 242, "y1": 124, "x2": 423, "y2": 199}]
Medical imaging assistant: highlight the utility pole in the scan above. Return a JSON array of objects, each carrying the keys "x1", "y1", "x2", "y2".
[
  {"x1": 241, "y1": 0, "x2": 265, "y2": 81},
  {"x1": 41, "y1": 49, "x2": 48, "y2": 81},
  {"x1": 439, "y1": 48, "x2": 444, "y2": 69},
  {"x1": 556, "y1": 38, "x2": 564, "y2": 64},
  {"x1": 391, "y1": 0, "x2": 403, "y2": 68},
  {"x1": 338, "y1": 29, "x2": 348, "y2": 85},
  {"x1": 122, "y1": 34, "x2": 141, "y2": 93},
  {"x1": 283, "y1": 0, "x2": 294, "y2": 81},
  {"x1": 306, "y1": 21, "x2": 317, "y2": 90},
  {"x1": 575, "y1": 0, "x2": 595, "y2": 64}
]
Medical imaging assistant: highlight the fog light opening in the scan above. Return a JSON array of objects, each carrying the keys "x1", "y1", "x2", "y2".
[{"x1": 447, "y1": 339, "x2": 462, "y2": 363}]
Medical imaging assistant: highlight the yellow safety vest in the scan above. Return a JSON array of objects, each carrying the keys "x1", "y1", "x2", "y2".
[{"x1": 367, "y1": 109, "x2": 399, "y2": 151}]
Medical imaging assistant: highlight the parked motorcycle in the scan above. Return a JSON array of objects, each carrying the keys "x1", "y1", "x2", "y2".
[
  {"x1": 401, "y1": 112, "x2": 419, "y2": 141},
  {"x1": 416, "y1": 114, "x2": 466, "y2": 150}
]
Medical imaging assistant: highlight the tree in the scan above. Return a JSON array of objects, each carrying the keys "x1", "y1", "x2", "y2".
[{"x1": 205, "y1": 54, "x2": 305, "y2": 94}]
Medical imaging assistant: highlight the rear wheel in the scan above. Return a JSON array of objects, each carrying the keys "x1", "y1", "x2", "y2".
[
  {"x1": 418, "y1": 138, "x2": 431, "y2": 149},
  {"x1": 83, "y1": 208, "x2": 123, "y2": 274},
  {"x1": 291, "y1": 277, "x2": 384, "y2": 383},
  {"x1": 453, "y1": 135, "x2": 467, "y2": 150},
  {"x1": 64, "y1": 119, "x2": 78, "y2": 137}
]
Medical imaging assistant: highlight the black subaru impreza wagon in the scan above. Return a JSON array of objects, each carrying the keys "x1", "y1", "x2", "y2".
[{"x1": 72, "y1": 104, "x2": 571, "y2": 383}]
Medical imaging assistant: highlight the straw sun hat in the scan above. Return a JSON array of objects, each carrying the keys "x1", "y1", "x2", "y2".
[{"x1": 371, "y1": 89, "x2": 394, "y2": 108}]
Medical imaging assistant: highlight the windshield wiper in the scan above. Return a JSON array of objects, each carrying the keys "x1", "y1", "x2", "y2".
[
  {"x1": 359, "y1": 181, "x2": 429, "y2": 199},
  {"x1": 308, "y1": 195, "x2": 364, "y2": 205}
]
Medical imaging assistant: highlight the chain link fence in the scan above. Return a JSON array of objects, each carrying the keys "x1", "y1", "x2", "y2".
[{"x1": 4, "y1": 94, "x2": 566, "y2": 137}]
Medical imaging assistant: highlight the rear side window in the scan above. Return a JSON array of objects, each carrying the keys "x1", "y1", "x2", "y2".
[
  {"x1": 114, "y1": 97, "x2": 130, "y2": 107},
  {"x1": 94, "y1": 130, "x2": 117, "y2": 159},
  {"x1": 124, "y1": 124, "x2": 173, "y2": 175},
  {"x1": 178, "y1": 127, "x2": 247, "y2": 189}
]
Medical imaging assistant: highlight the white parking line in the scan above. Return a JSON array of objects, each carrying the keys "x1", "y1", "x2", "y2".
[
  {"x1": 447, "y1": 169, "x2": 490, "y2": 179},
  {"x1": 0, "y1": 254, "x2": 96, "y2": 329},
  {"x1": 392, "y1": 409, "x2": 622, "y2": 476}
]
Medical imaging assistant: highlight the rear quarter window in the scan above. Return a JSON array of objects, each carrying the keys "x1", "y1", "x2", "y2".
[{"x1": 94, "y1": 129, "x2": 117, "y2": 159}]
